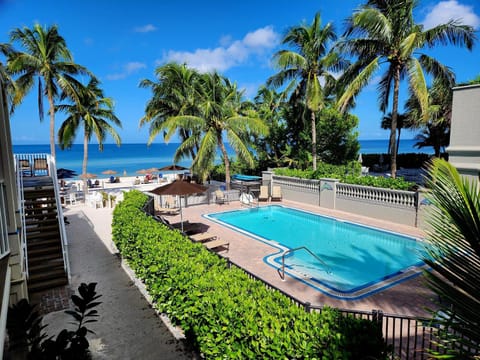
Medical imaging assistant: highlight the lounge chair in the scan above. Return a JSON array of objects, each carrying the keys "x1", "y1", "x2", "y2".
[
  {"x1": 271, "y1": 186, "x2": 282, "y2": 201},
  {"x1": 154, "y1": 215, "x2": 203, "y2": 234},
  {"x1": 33, "y1": 158, "x2": 48, "y2": 176},
  {"x1": 203, "y1": 238, "x2": 229, "y2": 252},
  {"x1": 155, "y1": 207, "x2": 180, "y2": 216},
  {"x1": 258, "y1": 185, "x2": 269, "y2": 202},
  {"x1": 19, "y1": 159, "x2": 32, "y2": 176},
  {"x1": 190, "y1": 232, "x2": 217, "y2": 243},
  {"x1": 215, "y1": 189, "x2": 227, "y2": 204}
]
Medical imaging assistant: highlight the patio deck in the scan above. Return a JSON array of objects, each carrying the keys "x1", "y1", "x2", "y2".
[{"x1": 168, "y1": 199, "x2": 435, "y2": 318}]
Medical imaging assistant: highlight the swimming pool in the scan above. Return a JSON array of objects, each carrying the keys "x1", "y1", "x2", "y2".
[{"x1": 205, "y1": 205, "x2": 427, "y2": 300}]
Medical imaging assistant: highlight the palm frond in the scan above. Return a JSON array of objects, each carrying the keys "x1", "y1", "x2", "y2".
[{"x1": 423, "y1": 159, "x2": 480, "y2": 355}]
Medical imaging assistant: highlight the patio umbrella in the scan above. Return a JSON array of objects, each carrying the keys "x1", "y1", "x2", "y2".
[
  {"x1": 102, "y1": 169, "x2": 117, "y2": 175},
  {"x1": 57, "y1": 168, "x2": 77, "y2": 179},
  {"x1": 136, "y1": 169, "x2": 149, "y2": 175},
  {"x1": 145, "y1": 167, "x2": 160, "y2": 173},
  {"x1": 158, "y1": 164, "x2": 188, "y2": 171},
  {"x1": 150, "y1": 180, "x2": 207, "y2": 232},
  {"x1": 79, "y1": 173, "x2": 97, "y2": 179}
]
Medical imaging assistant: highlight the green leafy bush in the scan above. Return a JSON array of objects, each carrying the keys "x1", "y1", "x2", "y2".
[
  {"x1": 112, "y1": 191, "x2": 390, "y2": 359},
  {"x1": 273, "y1": 163, "x2": 416, "y2": 190}
]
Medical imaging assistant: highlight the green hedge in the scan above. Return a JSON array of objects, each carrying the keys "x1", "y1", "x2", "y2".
[
  {"x1": 112, "y1": 191, "x2": 390, "y2": 359},
  {"x1": 274, "y1": 164, "x2": 416, "y2": 191}
]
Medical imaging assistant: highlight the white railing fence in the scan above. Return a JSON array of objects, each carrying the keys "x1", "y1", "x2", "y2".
[{"x1": 265, "y1": 172, "x2": 424, "y2": 227}]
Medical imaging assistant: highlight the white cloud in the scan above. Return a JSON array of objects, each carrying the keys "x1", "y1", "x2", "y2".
[
  {"x1": 106, "y1": 61, "x2": 146, "y2": 80},
  {"x1": 422, "y1": 1, "x2": 480, "y2": 29},
  {"x1": 134, "y1": 24, "x2": 157, "y2": 33},
  {"x1": 160, "y1": 26, "x2": 280, "y2": 73},
  {"x1": 243, "y1": 26, "x2": 278, "y2": 48}
]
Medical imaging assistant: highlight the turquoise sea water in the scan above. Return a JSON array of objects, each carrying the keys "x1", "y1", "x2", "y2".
[{"x1": 12, "y1": 139, "x2": 431, "y2": 177}]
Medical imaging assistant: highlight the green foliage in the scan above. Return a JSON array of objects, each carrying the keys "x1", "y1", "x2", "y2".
[
  {"x1": 275, "y1": 162, "x2": 361, "y2": 181},
  {"x1": 7, "y1": 283, "x2": 101, "y2": 360},
  {"x1": 343, "y1": 175, "x2": 416, "y2": 191},
  {"x1": 317, "y1": 107, "x2": 360, "y2": 165},
  {"x1": 423, "y1": 159, "x2": 480, "y2": 358},
  {"x1": 273, "y1": 162, "x2": 416, "y2": 190},
  {"x1": 112, "y1": 190, "x2": 389, "y2": 359}
]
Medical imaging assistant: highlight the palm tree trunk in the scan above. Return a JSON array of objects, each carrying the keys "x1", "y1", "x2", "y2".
[
  {"x1": 396, "y1": 128, "x2": 401, "y2": 159},
  {"x1": 311, "y1": 111, "x2": 317, "y2": 171},
  {"x1": 390, "y1": 67, "x2": 400, "y2": 179},
  {"x1": 217, "y1": 134, "x2": 231, "y2": 191},
  {"x1": 82, "y1": 132, "x2": 89, "y2": 202},
  {"x1": 47, "y1": 90, "x2": 56, "y2": 158}
]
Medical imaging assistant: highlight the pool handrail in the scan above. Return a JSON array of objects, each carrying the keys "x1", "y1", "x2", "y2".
[{"x1": 280, "y1": 246, "x2": 331, "y2": 280}]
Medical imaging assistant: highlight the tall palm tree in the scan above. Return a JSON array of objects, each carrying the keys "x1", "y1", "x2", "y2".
[
  {"x1": 380, "y1": 112, "x2": 416, "y2": 156},
  {"x1": 253, "y1": 86, "x2": 290, "y2": 168},
  {"x1": 0, "y1": 43, "x2": 21, "y2": 114},
  {"x1": 423, "y1": 158, "x2": 480, "y2": 357},
  {"x1": 337, "y1": 0, "x2": 475, "y2": 178},
  {"x1": 139, "y1": 62, "x2": 202, "y2": 161},
  {"x1": 57, "y1": 78, "x2": 121, "y2": 199},
  {"x1": 267, "y1": 12, "x2": 345, "y2": 170},
  {"x1": 407, "y1": 77, "x2": 454, "y2": 157},
  {"x1": 7, "y1": 24, "x2": 90, "y2": 158},
  {"x1": 160, "y1": 72, "x2": 268, "y2": 189}
]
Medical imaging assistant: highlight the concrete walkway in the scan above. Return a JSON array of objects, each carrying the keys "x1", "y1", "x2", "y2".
[{"x1": 43, "y1": 204, "x2": 195, "y2": 359}]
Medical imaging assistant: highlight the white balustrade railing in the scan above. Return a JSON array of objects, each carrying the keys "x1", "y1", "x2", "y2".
[
  {"x1": 270, "y1": 175, "x2": 417, "y2": 209},
  {"x1": 337, "y1": 183, "x2": 417, "y2": 208},
  {"x1": 272, "y1": 175, "x2": 320, "y2": 192}
]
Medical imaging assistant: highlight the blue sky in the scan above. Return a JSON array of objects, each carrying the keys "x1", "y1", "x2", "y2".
[{"x1": 1, "y1": 0, "x2": 479, "y2": 145}]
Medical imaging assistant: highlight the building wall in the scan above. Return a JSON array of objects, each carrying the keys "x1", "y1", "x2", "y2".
[
  {"x1": 0, "y1": 79, "x2": 28, "y2": 303},
  {"x1": 448, "y1": 85, "x2": 480, "y2": 182}
]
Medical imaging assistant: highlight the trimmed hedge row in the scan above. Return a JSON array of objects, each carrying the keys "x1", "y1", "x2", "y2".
[
  {"x1": 112, "y1": 191, "x2": 390, "y2": 359},
  {"x1": 274, "y1": 166, "x2": 416, "y2": 191}
]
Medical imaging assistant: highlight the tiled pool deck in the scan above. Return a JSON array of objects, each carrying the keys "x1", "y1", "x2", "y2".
[{"x1": 169, "y1": 199, "x2": 435, "y2": 318}]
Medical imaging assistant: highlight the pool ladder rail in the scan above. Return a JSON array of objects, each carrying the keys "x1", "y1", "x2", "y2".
[{"x1": 280, "y1": 246, "x2": 331, "y2": 280}]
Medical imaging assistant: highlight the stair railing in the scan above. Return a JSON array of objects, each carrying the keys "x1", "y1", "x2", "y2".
[
  {"x1": 280, "y1": 246, "x2": 331, "y2": 280},
  {"x1": 14, "y1": 155, "x2": 28, "y2": 278},
  {"x1": 49, "y1": 155, "x2": 71, "y2": 282}
]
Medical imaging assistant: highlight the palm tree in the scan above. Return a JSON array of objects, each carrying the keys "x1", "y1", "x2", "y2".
[
  {"x1": 139, "y1": 63, "x2": 202, "y2": 161},
  {"x1": 7, "y1": 24, "x2": 90, "y2": 158},
  {"x1": 57, "y1": 78, "x2": 121, "y2": 199},
  {"x1": 380, "y1": 112, "x2": 416, "y2": 156},
  {"x1": 0, "y1": 43, "x2": 21, "y2": 113},
  {"x1": 267, "y1": 12, "x2": 345, "y2": 170},
  {"x1": 160, "y1": 72, "x2": 268, "y2": 189},
  {"x1": 423, "y1": 158, "x2": 480, "y2": 357},
  {"x1": 253, "y1": 86, "x2": 290, "y2": 168},
  {"x1": 337, "y1": 0, "x2": 475, "y2": 178},
  {"x1": 407, "y1": 77, "x2": 454, "y2": 157}
]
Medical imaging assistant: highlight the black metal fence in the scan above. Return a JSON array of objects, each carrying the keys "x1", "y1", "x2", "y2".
[{"x1": 224, "y1": 257, "x2": 446, "y2": 360}]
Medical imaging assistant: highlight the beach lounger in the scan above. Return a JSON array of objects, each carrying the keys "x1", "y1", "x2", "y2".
[
  {"x1": 271, "y1": 185, "x2": 282, "y2": 201},
  {"x1": 215, "y1": 189, "x2": 227, "y2": 204},
  {"x1": 154, "y1": 215, "x2": 203, "y2": 234},
  {"x1": 203, "y1": 238, "x2": 229, "y2": 252},
  {"x1": 190, "y1": 232, "x2": 217, "y2": 243},
  {"x1": 155, "y1": 207, "x2": 181, "y2": 216},
  {"x1": 258, "y1": 185, "x2": 269, "y2": 202}
]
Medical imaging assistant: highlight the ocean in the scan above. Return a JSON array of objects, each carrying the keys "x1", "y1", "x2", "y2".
[{"x1": 13, "y1": 139, "x2": 431, "y2": 177}]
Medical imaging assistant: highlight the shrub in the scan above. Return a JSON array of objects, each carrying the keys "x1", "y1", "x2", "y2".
[
  {"x1": 273, "y1": 163, "x2": 416, "y2": 190},
  {"x1": 112, "y1": 191, "x2": 390, "y2": 359}
]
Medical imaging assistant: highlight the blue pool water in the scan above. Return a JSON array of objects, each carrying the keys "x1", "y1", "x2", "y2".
[{"x1": 206, "y1": 205, "x2": 426, "y2": 299}]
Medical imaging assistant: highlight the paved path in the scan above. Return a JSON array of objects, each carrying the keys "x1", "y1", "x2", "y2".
[{"x1": 43, "y1": 205, "x2": 195, "y2": 360}]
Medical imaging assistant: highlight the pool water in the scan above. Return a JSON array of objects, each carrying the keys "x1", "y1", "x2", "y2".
[{"x1": 206, "y1": 205, "x2": 426, "y2": 300}]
